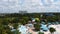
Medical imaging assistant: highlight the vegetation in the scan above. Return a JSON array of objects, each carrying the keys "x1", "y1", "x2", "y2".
[
  {"x1": 49, "y1": 27, "x2": 56, "y2": 34},
  {"x1": 34, "y1": 24, "x2": 40, "y2": 31},
  {"x1": 0, "y1": 13, "x2": 60, "y2": 34},
  {"x1": 38, "y1": 32, "x2": 44, "y2": 34},
  {"x1": 0, "y1": 17, "x2": 20, "y2": 34}
]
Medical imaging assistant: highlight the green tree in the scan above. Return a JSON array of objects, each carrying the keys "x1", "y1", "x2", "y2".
[
  {"x1": 13, "y1": 23, "x2": 21, "y2": 34},
  {"x1": 13, "y1": 23, "x2": 18, "y2": 29},
  {"x1": 49, "y1": 27, "x2": 56, "y2": 34},
  {"x1": 38, "y1": 32, "x2": 44, "y2": 34},
  {"x1": 20, "y1": 19, "x2": 27, "y2": 25},
  {"x1": 0, "y1": 23, "x2": 13, "y2": 34},
  {"x1": 12, "y1": 18, "x2": 20, "y2": 23},
  {"x1": 34, "y1": 24, "x2": 40, "y2": 31},
  {"x1": 12, "y1": 30, "x2": 21, "y2": 34},
  {"x1": 2, "y1": 19, "x2": 9, "y2": 25}
]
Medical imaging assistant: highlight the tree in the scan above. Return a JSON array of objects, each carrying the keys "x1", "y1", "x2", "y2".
[
  {"x1": 12, "y1": 30, "x2": 21, "y2": 34},
  {"x1": 12, "y1": 18, "x2": 20, "y2": 23},
  {"x1": 38, "y1": 32, "x2": 44, "y2": 34},
  {"x1": 13, "y1": 23, "x2": 21, "y2": 34},
  {"x1": 2, "y1": 19, "x2": 9, "y2": 25},
  {"x1": 13, "y1": 23, "x2": 18, "y2": 29},
  {"x1": 20, "y1": 19, "x2": 27, "y2": 25},
  {"x1": 34, "y1": 24, "x2": 40, "y2": 31},
  {"x1": 0, "y1": 23, "x2": 13, "y2": 34},
  {"x1": 49, "y1": 27, "x2": 56, "y2": 34}
]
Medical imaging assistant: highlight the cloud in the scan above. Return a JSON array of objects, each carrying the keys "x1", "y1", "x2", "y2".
[{"x1": 0, "y1": 0, "x2": 60, "y2": 13}]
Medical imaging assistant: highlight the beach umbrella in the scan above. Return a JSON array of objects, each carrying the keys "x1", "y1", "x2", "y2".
[{"x1": 41, "y1": 24, "x2": 48, "y2": 31}]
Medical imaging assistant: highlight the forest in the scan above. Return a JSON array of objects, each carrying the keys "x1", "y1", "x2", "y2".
[{"x1": 0, "y1": 13, "x2": 60, "y2": 34}]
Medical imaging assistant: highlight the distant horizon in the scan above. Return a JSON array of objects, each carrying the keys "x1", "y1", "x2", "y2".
[{"x1": 0, "y1": 11, "x2": 60, "y2": 13}]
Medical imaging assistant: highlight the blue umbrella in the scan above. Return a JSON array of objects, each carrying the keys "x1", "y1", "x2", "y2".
[
  {"x1": 41, "y1": 24, "x2": 48, "y2": 31},
  {"x1": 18, "y1": 25, "x2": 28, "y2": 34}
]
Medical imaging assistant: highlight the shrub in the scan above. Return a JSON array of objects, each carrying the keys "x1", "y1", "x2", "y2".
[
  {"x1": 49, "y1": 27, "x2": 56, "y2": 34},
  {"x1": 34, "y1": 24, "x2": 40, "y2": 31},
  {"x1": 38, "y1": 32, "x2": 44, "y2": 34}
]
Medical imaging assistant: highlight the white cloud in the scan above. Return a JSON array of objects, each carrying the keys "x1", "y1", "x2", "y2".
[{"x1": 0, "y1": 0, "x2": 60, "y2": 13}]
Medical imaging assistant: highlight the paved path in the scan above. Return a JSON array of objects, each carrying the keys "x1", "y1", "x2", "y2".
[
  {"x1": 27, "y1": 24, "x2": 60, "y2": 34},
  {"x1": 27, "y1": 26, "x2": 38, "y2": 34},
  {"x1": 44, "y1": 25, "x2": 60, "y2": 34}
]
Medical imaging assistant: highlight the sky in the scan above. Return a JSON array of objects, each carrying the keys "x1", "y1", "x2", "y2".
[{"x1": 0, "y1": 0, "x2": 60, "y2": 13}]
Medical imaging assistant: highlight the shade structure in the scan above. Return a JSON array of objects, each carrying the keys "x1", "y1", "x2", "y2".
[
  {"x1": 41, "y1": 24, "x2": 48, "y2": 31},
  {"x1": 18, "y1": 25, "x2": 28, "y2": 34}
]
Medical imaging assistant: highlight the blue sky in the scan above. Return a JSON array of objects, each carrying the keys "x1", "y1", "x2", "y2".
[{"x1": 0, "y1": 0, "x2": 60, "y2": 13}]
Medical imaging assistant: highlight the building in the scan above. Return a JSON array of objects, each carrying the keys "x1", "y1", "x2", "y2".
[{"x1": 19, "y1": 11, "x2": 27, "y2": 14}]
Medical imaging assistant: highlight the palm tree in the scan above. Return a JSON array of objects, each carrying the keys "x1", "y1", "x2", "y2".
[
  {"x1": 34, "y1": 24, "x2": 40, "y2": 31},
  {"x1": 49, "y1": 27, "x2": 56, "y2": 34},
  {"x1": 38, "y1": 32, "x2": 44, "y2": 34},
  {"x1": 13, "y1": 23, "x2": 21, "y2": 34}
]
